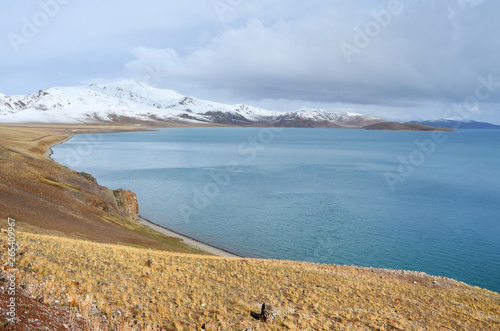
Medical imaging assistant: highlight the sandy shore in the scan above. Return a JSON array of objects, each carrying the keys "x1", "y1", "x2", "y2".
[{"x1": 137, "y1": 217, "x2": 239, "y2": 258}]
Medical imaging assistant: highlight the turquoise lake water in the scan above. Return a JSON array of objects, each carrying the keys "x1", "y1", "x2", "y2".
[{"x1": 52, "y1": 128, "x2": 500, "y2": 293}]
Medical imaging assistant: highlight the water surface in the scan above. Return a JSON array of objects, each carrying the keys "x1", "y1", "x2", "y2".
[{"x1": 52, "y1": 128, "x2": 500, "y2": 293}]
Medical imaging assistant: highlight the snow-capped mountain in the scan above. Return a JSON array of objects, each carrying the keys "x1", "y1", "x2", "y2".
[
  {"x1": 0, "y1": 80, "x2": 384, "y2": 127},
  {"x1": 273, "y1": 108, "x2": 383, "y2": 128}
]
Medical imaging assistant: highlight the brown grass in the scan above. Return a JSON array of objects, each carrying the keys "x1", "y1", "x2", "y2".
[{"x1": 2, "y1": 231, "x2": 499, "y2": 330}]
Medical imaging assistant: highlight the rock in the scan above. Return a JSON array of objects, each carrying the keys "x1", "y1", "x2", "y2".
[
  {"x1": 131, "y1": 304, "x2": 143, "y2": 316},
  {"x1": 89, "y1": 307, "x2": 101, "y2": 316},
  {"x1": 79, "y1": 172, "x2": 97, "y2": 184},
  {"x1": 112, "y1": 308, "x2": 124, "y2": 319},
  {"x1": 261, "y1": 303, "x2": 277, "y2": 323},
  {"x1": 86, "y1": 198, "x2": 109, "y2": 212},
  {"x1": 113, "y1": 189, "x2": 139, "y2": 220},
  {"x1": 202, "y1": 323, "x2": 216, "y2": 331}
]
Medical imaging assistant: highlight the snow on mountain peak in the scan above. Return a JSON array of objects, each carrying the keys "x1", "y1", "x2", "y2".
[
  {"x1": 0, "y1": 81, "x2": 385, "y2": 127},
  {"x1": 88, "y1": 79, "x2": 185, "y2": 108}
]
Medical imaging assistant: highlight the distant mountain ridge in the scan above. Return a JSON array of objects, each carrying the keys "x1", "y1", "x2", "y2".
[
  {"x1": 364, "y1": 122, "x2": 455, "y2": 132},
  {"x1": 410, "y1": 120, "x2": 500, "y2": 130},
  {"x1": 0, "y1": 80, "x2": 383, "y2": 128},
  {"x1": 0, "y1": 80, "x2": 451, "y2": 131}
]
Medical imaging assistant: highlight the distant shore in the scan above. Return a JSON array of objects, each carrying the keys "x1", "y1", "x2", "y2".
[{"x1": 45, "y1": 125, "x2": 240, "y2": 258}]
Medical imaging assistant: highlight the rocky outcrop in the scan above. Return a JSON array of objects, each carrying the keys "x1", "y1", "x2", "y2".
[
  {"x1": 261, "y1": 303, "x2": 277, "y2": 323},
  {"x1": 86, "y1": 198, "x2": 109, "y2": 212},
  {"x1": 79, "y1": 172, "x2": 97, "y2": 184},
  {"x1": 113, "y1": 189, "x2": 139, "y2": 220}
]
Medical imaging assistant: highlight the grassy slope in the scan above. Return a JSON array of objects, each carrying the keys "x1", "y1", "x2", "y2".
[
  {"x1": 4, "y1": 231, "x2": 500, "y2": 330},
  {"x1": 0, "y1": 124, "x2": 499, "y2": 330},
  {"x1": 0, "y1": 124, "x2": 206, "y2": 253}
]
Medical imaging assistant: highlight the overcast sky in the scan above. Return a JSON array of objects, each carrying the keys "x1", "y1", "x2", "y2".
[{"x1": 1, "y1": 0, "x2": 499, "y2": 123}]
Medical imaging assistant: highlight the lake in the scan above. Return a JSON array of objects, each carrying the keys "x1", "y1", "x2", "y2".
[{"x1": 52, "y1": 128, "x2": 500, "y2": 293}]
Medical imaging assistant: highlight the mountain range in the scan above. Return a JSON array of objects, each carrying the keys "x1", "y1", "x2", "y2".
[
  {"x1": 0, "y1": 80, "x2": 485, "y2": 131},
  {"x1": 0, "y1": 80, "x2": 385, "y2": 128}
]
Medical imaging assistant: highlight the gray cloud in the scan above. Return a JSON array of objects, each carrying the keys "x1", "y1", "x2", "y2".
[
  {"x1": 1, "y1": 0, "x2": 499, "y2": 122},
  {"x1": 125, "y1": 1, "x2": 500, "y2": 109}
]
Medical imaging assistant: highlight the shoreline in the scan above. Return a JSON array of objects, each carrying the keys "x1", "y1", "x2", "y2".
[
  {"x1": 44, "y1": 132, "x2": 76, "y2": 159},
  {"x1": 137, "y1": 216, "x2": 240, "y2": 258},
  {"x1": 46, "y1": 126, "x2": 240, "y2": 258}
]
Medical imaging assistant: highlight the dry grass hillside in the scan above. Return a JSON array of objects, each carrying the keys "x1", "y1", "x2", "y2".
[
  {"x1": 0, "y1": 124, "x2": 205, "y2": 253},
  {"x1": 1, "y1": 231, "x2": 499, "y2": 330},
  {"x1": 0, "y1": 124, "x2": 499, "y2": 330}
]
